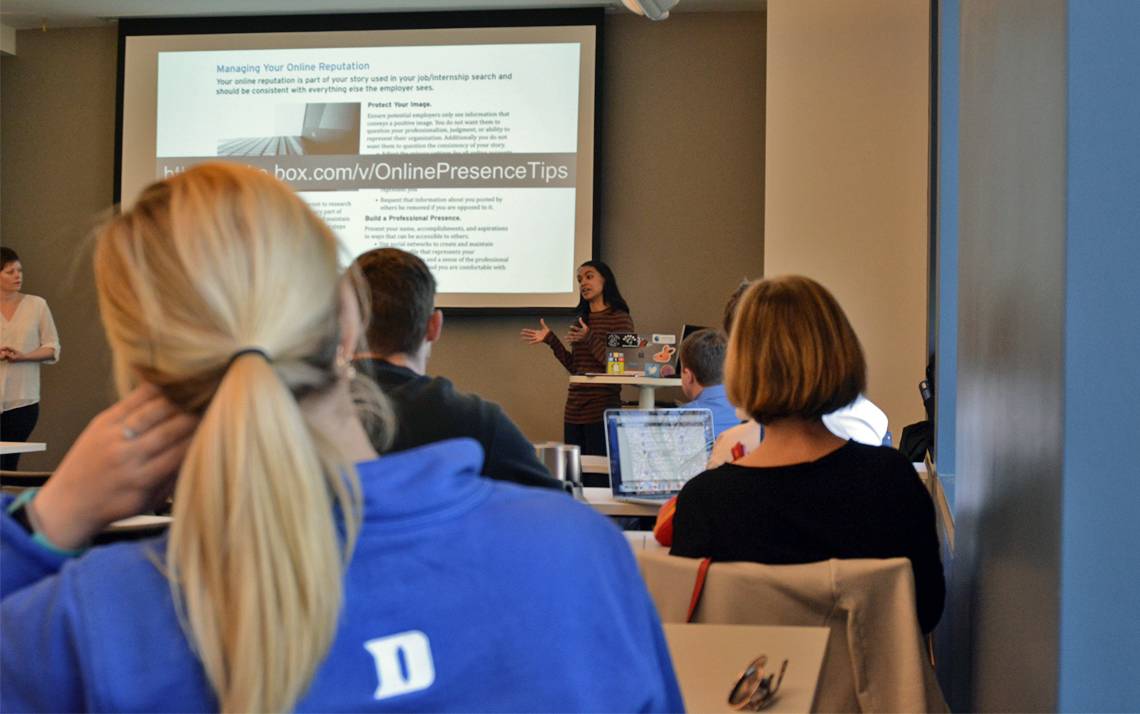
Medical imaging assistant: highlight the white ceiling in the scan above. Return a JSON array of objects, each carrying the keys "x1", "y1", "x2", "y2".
[{"x1": 1, "y1": 0, "x2": 765, "y2": 30}]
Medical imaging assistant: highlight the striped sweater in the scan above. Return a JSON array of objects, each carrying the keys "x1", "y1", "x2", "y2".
[{"x1": 544, "y1": 308, "x2": 635, "y2": 424}]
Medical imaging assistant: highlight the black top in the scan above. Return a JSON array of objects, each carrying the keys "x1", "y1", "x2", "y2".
[
  {"x1": 670, "y1": 441, "x2": 945, "y2": 633},
  {"x1": 357, "y1": 359, "x2": 564, "y2": 492}
]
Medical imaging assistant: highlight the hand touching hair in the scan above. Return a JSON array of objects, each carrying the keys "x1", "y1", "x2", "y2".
[{"x1": 95, "y1": 163, "x2": 386, "y2": 713}]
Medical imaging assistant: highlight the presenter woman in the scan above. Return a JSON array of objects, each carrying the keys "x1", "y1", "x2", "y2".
[
  {"x1": 1, "y1": 247, "x2": 60, "y2": 470},
  {"x1": 0, "y1": 165, "x2": 680, "y2": 712},
  {"x1": 521, "y1": 260, "x2": 633, "y2": 456}
]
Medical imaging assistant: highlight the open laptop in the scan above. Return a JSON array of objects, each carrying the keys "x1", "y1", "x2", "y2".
[
  {"x1": 680, "y1": 323, "x2": 709, "y2": 345},
  {"x1": 603, "y1": 332, "x2": 681, "y2": 377},
  {"x1": 604, "y1": 408, "x2": 715, "y2": 505}
]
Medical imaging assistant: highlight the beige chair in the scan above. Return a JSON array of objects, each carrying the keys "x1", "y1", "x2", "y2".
[
  {"x1": 0, "y1": 470, "x2": 52, "y2": 494},
  {"x1": 636, "y1": 551, "x2": 947, "y2": 713}
]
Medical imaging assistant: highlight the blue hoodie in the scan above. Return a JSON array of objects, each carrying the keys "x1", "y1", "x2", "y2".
[{"x1": 1, "y1": 439, "x2": 683, "y2": 712}]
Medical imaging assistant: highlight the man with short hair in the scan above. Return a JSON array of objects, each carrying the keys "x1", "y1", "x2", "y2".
[
  {"x1": 678, "y1": 328, "x2": 741, "y2": 439},
  {"x1": 352, "y1": 248, "x2": 562, "y2": 491}
]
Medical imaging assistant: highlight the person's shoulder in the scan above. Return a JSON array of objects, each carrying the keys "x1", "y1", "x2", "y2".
[
  {"x1": 383, "y1": 371, "x2": 467, "y2": 410},
  {"x1": 68, "y1": 538, "x2": 166, "y2": 578},
  {"x1": 841, "y1": 441, "x2": 914, "y2": 468},
  {"x1": 718, "y1": 419, "x2": 757, "y2": 442},
  {"x1": 482, "y1": 480, "x2": 629, "y2": 549},
  {"x1": 57, "y1": 538, "x2": 171, "y2": 609},
  {"x1": 418, "y1": 374, "x2": 503, "y2": 420},
  {"x1": 708, "y1": 419, "x2": 759, "y2": 467},
  {"x1": 677, "y1": 465, "x2": 735, "y2": 500},
  {"x1": 22, "y1": 294, "x2": 49, "y2": 310},
  {"x1": 834, "y1": 442, "x2": 926, "y2": 488}
]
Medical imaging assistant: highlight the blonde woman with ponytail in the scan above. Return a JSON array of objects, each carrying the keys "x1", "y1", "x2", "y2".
[{"x1": 1, "y1": 164, "x2": 682, "y2": 712}]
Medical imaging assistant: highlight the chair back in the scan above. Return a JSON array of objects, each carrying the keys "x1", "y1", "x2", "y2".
[
  {"x1": 0, "y1": 470, "x2": 52, "y2": 491},
  {"x1": 636, "y1": 551, "x2": 947, "y2": 713}
]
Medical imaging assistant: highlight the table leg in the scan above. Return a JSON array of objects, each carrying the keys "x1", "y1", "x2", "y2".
[{"x1": 638, "y1": 385, "x2": 655, "y2": 409}]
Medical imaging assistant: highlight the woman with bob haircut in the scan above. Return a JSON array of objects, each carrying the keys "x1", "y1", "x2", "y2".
[
  {"x1": 670, "y1": 275, "x2": 944, "y2": 633},
  {"x1": 0, "y1": 163, "x2": 681, "y2": 713}
]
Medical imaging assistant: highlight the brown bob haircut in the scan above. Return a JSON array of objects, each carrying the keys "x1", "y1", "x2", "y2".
[
  {"x1": 725, "y1": 275, "x2": 866, "y2": 424},
  {"x1": 352, "y1": 247, "x2": 436, "y2": 356}
]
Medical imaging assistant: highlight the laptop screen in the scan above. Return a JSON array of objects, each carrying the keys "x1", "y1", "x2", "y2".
[
  {"x1": 680, "y1": 324, "x2": 709, "y2": 344},
  {"x1": 604, "y1": 409, "x2": 715, "y2": 497}
]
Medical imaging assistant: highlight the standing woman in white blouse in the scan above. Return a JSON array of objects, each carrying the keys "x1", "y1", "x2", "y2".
[{"x1": 0, "y1": 247, "x2": 60, "y2": 469}]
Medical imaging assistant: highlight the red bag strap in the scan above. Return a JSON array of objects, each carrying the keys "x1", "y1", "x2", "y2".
[{"x1": 686, "y1": 557, "x2": 712, "y2": 623}]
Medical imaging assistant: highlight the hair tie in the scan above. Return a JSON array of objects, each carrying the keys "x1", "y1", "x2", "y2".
[{"x1": 226, "y1": 347, "x2": 272, "y2": 371}]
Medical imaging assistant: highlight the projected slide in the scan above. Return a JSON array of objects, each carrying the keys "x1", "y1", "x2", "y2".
[
  {"x1": 120, "y1": 18, "x2": 598, "y2": 309},
  {"x1": 152, "y1": 43, "x2": 579, "y2": 297}
]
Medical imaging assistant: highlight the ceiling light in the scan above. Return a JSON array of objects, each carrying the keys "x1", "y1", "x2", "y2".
[{"x1": 620, "y1": 0, "x2": 679, "y2": 21}]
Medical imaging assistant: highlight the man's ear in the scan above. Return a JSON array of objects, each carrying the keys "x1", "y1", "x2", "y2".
[
  {"x1": 681, "y1": 366, "x2": 694, "y2": 387},
  {"x1": 338, "y1": 281, "x2": 363, "y2": 358},
  {"x1": 425, "y1": 309, "x2": 444, "y2": 343}
]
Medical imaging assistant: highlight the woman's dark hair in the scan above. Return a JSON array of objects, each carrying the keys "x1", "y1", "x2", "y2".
[
  {"x1": 1, "y1": 247, "x2": 19, "y2": 270},
  {"x1": 576, "y1": 260, "x2": 631, "y2": 323}
]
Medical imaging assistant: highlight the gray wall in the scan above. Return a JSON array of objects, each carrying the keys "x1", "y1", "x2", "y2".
[
  {"x1": 0, "y1": 14, "x2": 766, "y2": 465},
  {"x1": 763, "y1": 0, "x2": 930, "y2": 433},
  {"x1": 1, "y1": 26, "x2": 119, "y2": 468},
  {"x1": 949, "y1": 1, "x2": 1067, "y2": 710}
]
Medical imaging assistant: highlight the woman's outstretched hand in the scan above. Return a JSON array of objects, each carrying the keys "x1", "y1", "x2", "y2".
[
  {"x1": 30, "y1": 383, "x2": 198, "y2": 550},
  {"x1": 566, "y1": 317, "x2": 590, "y2": 344},
  {"x1": 520, "y1": 318, "x2": 552, "y2": 345}
]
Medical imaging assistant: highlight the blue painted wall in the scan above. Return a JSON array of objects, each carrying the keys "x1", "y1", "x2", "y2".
[
  {"x1": 935, "y1": 0, "x2": 959, "y2": 501},
  {"x1": 1060, "y1": 1, "x2": 1140, "y2": 709}
]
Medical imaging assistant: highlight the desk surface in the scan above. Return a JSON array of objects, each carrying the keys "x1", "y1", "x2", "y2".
[
  {"x1": 580, "y1": 454, "x2": 608, "y2": 474},
  {"x1": 581, "y1": 487, "x2": 662, "y2": 517},
  {"x1": 664, "y1": 623, "x2": 829, "y2": 714},
  {"x1": 623, "y1": 530, "x2": 666, "y2": 552},
  {"x1": 0, "y1": 442, "x2": 46, "y2": 456},
  {"x1": 107, "y1": 514, "x2": 173, "y2": 533}
]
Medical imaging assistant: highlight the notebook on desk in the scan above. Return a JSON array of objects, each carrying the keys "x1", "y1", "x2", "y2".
[{"x1": 604, "y1": 408, "x2": 714, "y2": 505}]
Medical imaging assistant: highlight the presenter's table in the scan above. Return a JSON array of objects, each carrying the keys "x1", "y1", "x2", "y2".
[
  {"x1": 568, "y1": 375, "x2": 682, "y2": 409},
  {"x1": 663, "y1": 623, "x2": 829, "y2": 713},
  {"x1": 0, "y1": 442, "x2": 46, "y2": 456}
]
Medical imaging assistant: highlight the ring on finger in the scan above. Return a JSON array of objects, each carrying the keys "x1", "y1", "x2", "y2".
[{"x1": 123, "y1": 425, "x2": 140, "y2": 440}]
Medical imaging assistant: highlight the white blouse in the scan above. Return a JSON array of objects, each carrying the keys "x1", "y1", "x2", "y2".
[{"x1": 1, "y1": 294, "x2": 60, "y2": 412}]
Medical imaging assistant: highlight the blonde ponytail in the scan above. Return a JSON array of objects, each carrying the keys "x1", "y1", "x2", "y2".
[
  {"x1": 169, "y1": 355, "x2": 359, "y2": 712},
  {"x1": 95, "y1": 163, "x2": 378, "y2": 712}
]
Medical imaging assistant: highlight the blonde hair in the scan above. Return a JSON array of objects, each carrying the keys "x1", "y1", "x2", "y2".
[
  {"x1": 725, "y1": 275, "x2": 866, "y2": 424},
  {"x1": 95, "y1": 163, "x2": 384, "y2": 713}
]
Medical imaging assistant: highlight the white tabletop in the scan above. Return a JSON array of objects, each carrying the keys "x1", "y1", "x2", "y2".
[
  {"x1": 0, "y1": 441, "x2": 46, "y2": 456},
  {"x1": 581, "y1": 487, "x2": 662, "y2": 517},
  {"x1": 623, "y1": 530, "x2": 667, "y2": 552},
  {"x1": 107, "y1": 514, "x2": 173, "y2": 532},
  {"x1": 663, "y1": 623, "x2": 829, "y2": 713},
  {"x1": 568, "y1": 375, "x2": 682, "y2": 387},
  {"x1": 580, "y1": 454, "x2": 609, "y2": 474}
]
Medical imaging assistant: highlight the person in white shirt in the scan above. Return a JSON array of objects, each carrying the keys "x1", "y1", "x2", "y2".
[{"x1": 1, "y1": 247, "x2": 60, "y2": 469}]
